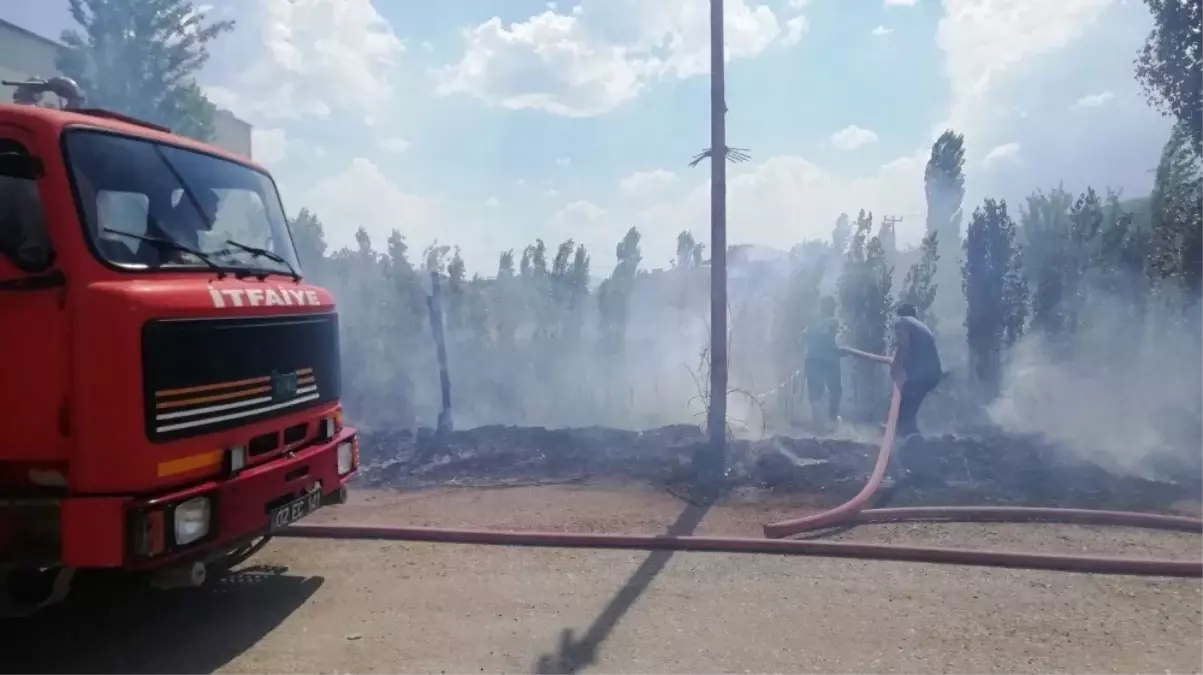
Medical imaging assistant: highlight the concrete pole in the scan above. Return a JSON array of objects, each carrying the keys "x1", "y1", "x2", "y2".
[{"x1": 706, "y1": 0, "x2": 729, "y2": 480}]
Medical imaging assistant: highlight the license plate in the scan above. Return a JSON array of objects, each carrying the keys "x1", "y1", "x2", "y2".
[{"x1": 269, "y1": 485, "x2": 322, "y2": 531}]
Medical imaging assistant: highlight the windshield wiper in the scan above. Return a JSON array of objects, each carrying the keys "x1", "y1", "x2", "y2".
[
  {"x1": 102, "y1": 228, "x2": 228, "y2": 279},
  {"x1": 225, "y1": 239, "x2": 301, "y2": 282}
]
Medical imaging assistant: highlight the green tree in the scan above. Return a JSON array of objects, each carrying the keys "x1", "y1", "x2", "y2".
[
  {"x1": 838, "y1": 211, "x2": 872, "y2": 333},
  {"x1": 673, "y1": 230, "x2": 705, "y2": 268},
  {"x1": 491, "y1": 248, "x2": 522, "y2": 412},
  {"x1": 925, "y1": 130, "x2": 967, "y2": 322},
  {"x1": 772, "y1": 245, "x2": 828, "y2": 423},
  {"x1": 445, "y1": 246, "x2": 467, "y2": 332},
  {"x1": 598, "y1": 227, "x2": 642, "y2": 356},
  {"x1": 838, "y1": 210, "x2": 894, "y2": 420},
  {"x1": 899, "y1": 230, "x2": 940, "y2": 327},
  {"x1": 1094, "y1": 191, "x2": 1153, "y2": 302},
  {"x1": 323, "y1": 227, "x2": 424, "y2": 429},
  {"x1": 1148, "y1": 123, "x2": 1203, "y2": 295},
  {"x1": 1019, "y1": 186, "x2": 1076, "y2": 340},
  {"x1": 877, "y1": 216, "x2": 898, "y2": 260},
  {"x1": 925, "y1": 130, "x2": 967, "y2": 247},
  {"x1": 963, "y1": 199, "x2": 1029, "y2": 395},
  {"x1": 1025, "y1": 186, "x2": 1106, "y2": 345},
  {"x1": 565, "y1": 243, "x2": 591, "y2": 347},
  {"x1": 831, "y1": 213, "x2": 851, "y2": 255},
  {"x1": 1094, "y1": 193, "x2": 1155, "y2": 366},
  {"x1": 549, "y1": 239, "x2": 577, "y2": 345},
  {"x1": 1134, "y1": 0, "x2": 1202, "y2": 154},
  {"x1": 520, "y1": 239, "x2": 552, "y2": 345},
  {"x1": 290, "y1": 208, "x2": 327, "y2": 279},
  {"x1": 1064, "y1": 187, "x2": 1107, "y2": 323},
  {"x1": 57, "y1": 0, "x2": 235, "y2": 141},
  {"x1": 497, "y1": 250, "x2": 516, "y2": 279}
]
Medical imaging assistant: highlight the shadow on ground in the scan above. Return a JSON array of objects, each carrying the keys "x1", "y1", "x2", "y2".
[
  {"x1": 0, "y1": 565, "x2": 321, "y2": 674},
  {"x1": 532, "y1": 502, "x2": 711, "y2": 674}
]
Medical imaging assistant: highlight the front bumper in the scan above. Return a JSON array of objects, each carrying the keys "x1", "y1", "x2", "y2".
[{"x1": 60, "y1": 429, "x2": 358, "y2": 570}]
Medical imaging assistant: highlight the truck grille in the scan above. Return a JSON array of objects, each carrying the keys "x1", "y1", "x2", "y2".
[{"x1": 141, "y1": 312, "x2": 341, "y2": 443}]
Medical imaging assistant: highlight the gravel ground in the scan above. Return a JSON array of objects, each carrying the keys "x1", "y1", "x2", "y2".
[{"x1": 5, "y1": 484, "x2": 1201, "y2": 674}]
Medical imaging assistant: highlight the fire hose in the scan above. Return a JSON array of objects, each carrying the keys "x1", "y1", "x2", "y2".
[{"x1": 280, "y1": 386, "x2": 1202, "y2": 578}]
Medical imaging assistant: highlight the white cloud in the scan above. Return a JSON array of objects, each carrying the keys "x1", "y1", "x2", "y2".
[
  {"x1": 620, "y1": 169, "x2": 678, "y2": 198},
  {"x1": 204, "y1": 0, "x2": 405, "y2": 125},
  {"x1": 381, "y1": 138, "x2": 411, "y2": 153},
  {"x1": 249, "y1": 128, "x2": 329, "y2": 174},
  {"x1": 830, "y1": 125, "x2": 879, "y2": 150},
  {"x1": 436, "y1": 0, "x2": 784, "y2": 116},
  {"x1": 1073, "y1": 90, "x2": 1116, "y2": 108},
  {"x1": 981, "y1": 142, "x2": 1021, "y2": 168},
  {"x1": 240, "y1": 0, "x2": 1152, "y2": 277},
  {"x1": 252, "y1": 128, "x2": 291, "y2": 165},
  {"x1": 938, "y1": 0, "x2": 1114, "y2": 135},
  {"x1": 607, "y1": 0, "x2": 1143, "y2": 268},
  {"x1": 627, "y1": 151, "x2": 929, "y2": 266},
  {"x1": 306, "y1": 157, "x2": 438, "y2": 250},
  {"x1": 782, "y1": 16, "x2": 809, "y2": 46},
  {"x1": 787, "y1": 0, "x2": 808, "y2": 8},
  {"x1": 485, "y1": 196, "x2": 501, "y2": 207},
  {"x1": 872, "y1": 25, "x2": 894, "y2": 36},
  {"x1": 885, "y1": 0, "x2": 918, "y2": 6},
  {"x1": 550, "y1": 199, "x2": 608, "y2": 229}
]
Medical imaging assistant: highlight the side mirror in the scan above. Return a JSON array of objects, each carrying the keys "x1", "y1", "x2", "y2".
[{"x1": 0, "y1": 152, "x2": 42, "y2": 180}]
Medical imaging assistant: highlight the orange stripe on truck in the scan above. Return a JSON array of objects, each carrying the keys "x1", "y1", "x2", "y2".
[
  {"x1": 155, "y1": 368, "x2": 314, "y2": 399},
  {"x1": 156, "y1": 450, "x2": 224, "y2": 477},
  {"x1": 156, "y1": 385, "x2": 273, "y2": 410}
]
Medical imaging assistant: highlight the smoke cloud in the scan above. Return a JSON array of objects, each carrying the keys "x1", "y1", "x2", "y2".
[{"x1": 989, "y1": 287, "x2": 1202, "y2": 482}]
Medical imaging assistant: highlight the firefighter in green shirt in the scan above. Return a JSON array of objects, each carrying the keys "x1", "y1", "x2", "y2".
[{"x1": 804, "y1": 296, "x2": 845, "y2": 431}]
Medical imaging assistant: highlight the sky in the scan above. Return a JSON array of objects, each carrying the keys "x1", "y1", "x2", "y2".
[{"x1": 2, "y1": 0, "x2": 1175, "y2": 275}]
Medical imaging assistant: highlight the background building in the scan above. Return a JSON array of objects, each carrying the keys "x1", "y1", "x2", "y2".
[
  {"x1": 0, "y1": 17, "x2": 253, "y2": 159},
  {"x1": 212, "y1": 108, "x2": 253, "y2": 159}
]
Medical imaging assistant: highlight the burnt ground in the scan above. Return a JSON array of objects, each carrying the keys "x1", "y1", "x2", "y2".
[{"x1": 356, "y1": 424, "x2": 1203, "y2": 515}]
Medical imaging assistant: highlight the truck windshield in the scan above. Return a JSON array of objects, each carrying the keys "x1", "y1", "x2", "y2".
[{"x1": 63, "y1": 129, "x2": 301, "y2": 277}]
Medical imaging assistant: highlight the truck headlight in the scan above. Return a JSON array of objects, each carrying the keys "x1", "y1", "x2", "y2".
[
  {"x1": 336, "y1": 441, "x2": 355, "y2": 476},
  {"x1": 173, "y1": 496, "x2": 212, "y2": 546}
]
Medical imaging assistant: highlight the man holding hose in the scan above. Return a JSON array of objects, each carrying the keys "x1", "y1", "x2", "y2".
[{"x1": 840, "y1": 303, "x2": 943, "y2": 477}]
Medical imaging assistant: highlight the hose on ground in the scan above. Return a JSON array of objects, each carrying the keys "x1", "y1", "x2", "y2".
[{"x1": 281, "y1": 385, "x2": 1203, "y2": 578}]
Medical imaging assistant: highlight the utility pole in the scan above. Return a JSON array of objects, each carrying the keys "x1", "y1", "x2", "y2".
[{"x1": 705, "y1": 0, "x2": 729, "y2": 485}]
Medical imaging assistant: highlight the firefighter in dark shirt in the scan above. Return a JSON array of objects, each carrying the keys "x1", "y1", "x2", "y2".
[
  {"x1": 840, "y1": 303, "x2": 944, "y2": 480},
  {"x1": 889, "y1": 303, "x2": 943, "y2": 438}
]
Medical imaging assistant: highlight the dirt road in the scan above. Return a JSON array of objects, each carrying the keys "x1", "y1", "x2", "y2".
[{"x1": 5, "y1": 484, "x2": 1201, "y2": 674}]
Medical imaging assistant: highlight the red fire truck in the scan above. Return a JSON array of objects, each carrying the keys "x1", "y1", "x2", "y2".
[{"x1": 0, "y1": 77, "x2": 357, "y2": 615}]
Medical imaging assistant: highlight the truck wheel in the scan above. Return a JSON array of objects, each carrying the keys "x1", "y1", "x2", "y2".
[{"x1": 0, "y1": 565, "x2": 74, "y2": 617}]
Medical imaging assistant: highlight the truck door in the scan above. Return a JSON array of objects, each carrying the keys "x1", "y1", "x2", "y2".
[{"x1": 0, "y1": 124, "x2": 71, "y2": 464}]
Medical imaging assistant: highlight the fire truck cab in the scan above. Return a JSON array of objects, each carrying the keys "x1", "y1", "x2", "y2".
[{"x1": 0, "y1": 78, "x2": 357, "y2": 614}]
